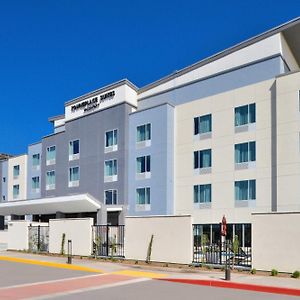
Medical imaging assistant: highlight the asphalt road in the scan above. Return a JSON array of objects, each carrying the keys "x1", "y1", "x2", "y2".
[
  {"x1": 53, "y1": 279, "x2": 297, "y2": 300},
  {"x1": 0, "y1": 258, "x2": 298, "y2": 300},
  {"x1": 0, "y1": 260, "x2": 88, "y2": 287}
]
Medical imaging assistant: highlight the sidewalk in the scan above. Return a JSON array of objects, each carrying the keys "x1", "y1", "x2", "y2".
[{"x1": 1, "y1": 251, "x2": 300, "y2": 292}]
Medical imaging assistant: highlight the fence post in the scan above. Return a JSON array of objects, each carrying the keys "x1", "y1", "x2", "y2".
[
  {"x1": 67, "y1": 240, "x2": 72, "y2": 264},
  {"x1": 106, "y1": 225, "x2": 109, "y2": 257},
  {"x1": 225, "y1": 240, "x2": 231, "y2": 280},
  {"x1": 37, "y1": 225, "x2": 41, "y2": 252}
]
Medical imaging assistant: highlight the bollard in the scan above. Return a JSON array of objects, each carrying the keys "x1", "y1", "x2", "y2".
[
  {"x1": 224, "y1": 240, "x2": 231, "y2": 281},
  {"x1": 67, "y1": 240, "x2": 72, "y2": 264},
  {"x1": 225, "y1": 268, "x2": 231, "y2": 281}
]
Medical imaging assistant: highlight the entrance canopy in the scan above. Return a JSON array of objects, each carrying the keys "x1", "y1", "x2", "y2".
[{"x1": 0, "y1": 194, "x2": 101, "y2": 216}]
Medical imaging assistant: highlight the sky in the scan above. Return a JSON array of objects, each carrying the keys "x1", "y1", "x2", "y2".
[{"x1": 1, "y1": 0, "x2": 300, "y2": 155}]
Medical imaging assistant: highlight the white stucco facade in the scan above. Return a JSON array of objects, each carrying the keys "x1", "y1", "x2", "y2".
[
  {"x1": 174, "y1": 79, "x2": 276, "y2": 224},
  {"x1": 7, "y1": 155, "x2": 28, "y2": 202}
]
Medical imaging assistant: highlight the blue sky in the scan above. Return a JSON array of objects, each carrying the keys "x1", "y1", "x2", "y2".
[{"x1": 1, "y1": 0, "x2": 300, "y2": 154}]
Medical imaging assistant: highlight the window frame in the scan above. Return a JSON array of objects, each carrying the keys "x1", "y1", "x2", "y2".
[
  {"x1": 46, "y1": 145, "x2": 56, "y2": 166},
  {"x1": 31, "y1": 176, "x2": 40, "y2": 192},
  {"x1": 234, "y1": 141, "x2": 256, "y2": 164},
  {"x1": 104, "y1": 128, "x2": 118, "y2": 152},
  {"x1": 194, "y1": 113, "x2": 212, "y2": 136},
  {"x1": 194, "y1": 184, "x2": 212, "y2": 204},
  {"x1": 194, "y1": 149, "x2": 212, "y2": 170},
  {"x1": 69, "y1": 139, "x2": 80, "y2": 161},
  {"x1": 68, "y1": 166, "x2": 80, "y2": 187},
  {"x1": 135, "y1": 187, "x2": 151, "y2": 205},
  {"x1": 104, "y1": 189, "x2": 118, "y2": 205},
  {"x1": 234, "y1": 103, "x2": 256, "y2": 127},
  {"x1": 13, "y1": 165, "x2": 20, "y2": 179},
  {"x1": 136, "y1": 155, "x2": 151, "y2": 173},
  {"x1": 13, "y1": 184, "x2": 20, "y2": 199},
  {"x1": 234, "y1": 179, "x2": 256, "y2": 201},
  {"x1": 136, "y1": 123, "x2": 152, "y2": 145},
  {"x1": 46, "y1": 170, "x2": 56, "y2": 190},
  {"x1": 32, "y1": 153, "x2": 41, "y2": 169},
  {"x1": 104, "y1": 159, "x2": 118, "y2": 182}
]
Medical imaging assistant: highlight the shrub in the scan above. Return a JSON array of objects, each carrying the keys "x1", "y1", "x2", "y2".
[
  {"x1": 292, "y1": 271, "x2": 300, "y2": 278},
  {"x1": 250, "y1": 268, "x2": 256, "y2": 275},
  {"x1": 145, "y1": 234, "x2": 154, "y2": 264},
  {"x1": 60, "y1": 233, "x2": 66, "y2": 255},
  {"x1": 271, "y1": 269, "x2": 278, "y2": 276},
  {"x1": 110, "y1": 234, "x2": 117, "y2": 258}
]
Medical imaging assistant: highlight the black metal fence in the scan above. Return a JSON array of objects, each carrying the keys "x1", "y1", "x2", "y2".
[
  {"x1": 193, "y1": 225, "x2": 251, "y2": 268},
  {"x1": 92, "y1": 225, "x2": 125, "y2": 257},
  {"x1": 28, "y1": 225, "x2": 49, "y2": 252}
]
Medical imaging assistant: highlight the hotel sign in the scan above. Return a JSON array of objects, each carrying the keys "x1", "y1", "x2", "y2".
[{"x1": 71, "y1": 90, "x2": 115, "y2": 113}]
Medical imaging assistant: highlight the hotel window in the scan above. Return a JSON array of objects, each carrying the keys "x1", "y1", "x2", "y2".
[
  {"x1": 69, "y1": 140, "x2": 80, "y2": 161},
  {"x1": 137, "y1": 123, "x2": 151, "y2": 142},
  {"x1": 69, "y1": 166, "x2": 80, "y2": 187},
  {"x1": 235, "y1": 103, "x2": 256, "y2": 127},
  {"x1": 194, "y1": 184, "x2": 211, "y2": 203},
  {"x1": 13, "y1": 184, "x2": 19, "y2": 199},
  {"x1": 31, "y1": 176, "x2": 40, "y2": 192},
  {"x1": 46, "y1": 146, "x2": 56, "y2": 165},
  {"x1": 194, "y1": 114, "x2": 212, "y2": 135},
  {"x1": 105, "y1": 129, "x2": 118, "y2": 152},
  {"x1": 235, "y1": 141, "x2": 256, "y2": 163},
  {"x1": 32, "y1": 154, "x2": 40, "y2": 169},
  {"x1": 104, "y1": 159, "x2": 118, "y2": 182},
  {"x1": 46, "y1": 170, "x2": 55, "y2": 190},
  {"x1": 136, "y1": 187, "x2": 150, "y2": 205},
  {"x1": 136, "y1": 155, "x2": 151, "y2": 173},
  {"x1": 105, "y1": 190, "x2": 117, "y2": 205},
  {"x1": 235, "y1": 180, "x2": 256, "y2": 201},
  {"x1": 194, "y1": 149, "x2": 212, "y2": 169},
  {"x1": 13, "y1": 165, "x2": 20, "y2": 179}
]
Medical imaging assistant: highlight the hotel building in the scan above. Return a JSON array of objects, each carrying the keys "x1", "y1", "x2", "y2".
[{"x1": 0, "y1": 18, "x2": 300, "y2": 247}]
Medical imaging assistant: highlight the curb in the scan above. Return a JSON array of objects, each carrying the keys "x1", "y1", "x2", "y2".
[
  {"x1": 158, "y1": 278, "x2": 300, "y2": 297},
  {"x1": 0, "y1": 256, "x2": 103, "y2": 273}
]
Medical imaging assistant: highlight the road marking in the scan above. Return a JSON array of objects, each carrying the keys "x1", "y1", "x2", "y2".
[
  {"x1": 113, "y1": 269, "x2": 167, "y2": 278},
  {"x1": 159, "y1": 278, "x2": 300, "y2": 297},
  {"x1": 0, "y1": 274, "x2": 138, "y2": 300},
  {"x1": 30, "y1": 278, "x2": 150, "y2": 300},
  {"x1": 0, "y1": 256, "x2": 103, "y2": 273},
  {"x1": 0, "y1": 273, "x2": 105, "y2": 290}
]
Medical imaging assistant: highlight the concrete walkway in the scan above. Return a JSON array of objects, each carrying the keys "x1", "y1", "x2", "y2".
[{"x1": 1, "y1": 251, "x2": 300, "y2": 292}]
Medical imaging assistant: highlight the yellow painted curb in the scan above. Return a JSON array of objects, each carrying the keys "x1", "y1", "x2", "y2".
[
  {"x1": 0, "y1": 256, "x2": 103, "y2": 273},
  {"x1": 113, "y1": 269, "x2": 167, "y2": 279}
]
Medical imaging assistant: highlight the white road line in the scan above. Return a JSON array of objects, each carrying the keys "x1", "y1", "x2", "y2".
[
  {"x1": 29, "y1": 278, "x2": 151, "y2": 300},
  {"x1": 0, "y1": 273, "x2": 106, "y2": 290}
]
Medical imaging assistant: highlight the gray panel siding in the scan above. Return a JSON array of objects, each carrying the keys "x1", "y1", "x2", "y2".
[
  {"x1": 128, "y1": 104, "x2": 175, "y2": 216},
  {"x1": 0, "y1": 162, "x2": 2, "y2": 201},
  {"x1": 41, "y1": 103, "x2": 132, "y2": 209},
  {"x1": 138, "y1": 56, "x2": 285, "y2": 110},
  {"x1": 0, "y1": 161, "x2": 8, "y2": 202},
  {"x1": 27, "y1": 143, "x2": 42, "y2": 200}
]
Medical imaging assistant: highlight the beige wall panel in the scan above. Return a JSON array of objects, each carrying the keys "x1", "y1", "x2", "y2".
[
  {"x1": 252, "y1": 213, "x2": 300, "y2": 272},
  {"x1": 125, "y1": 215, "x2": 193, "y2": 264}
]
